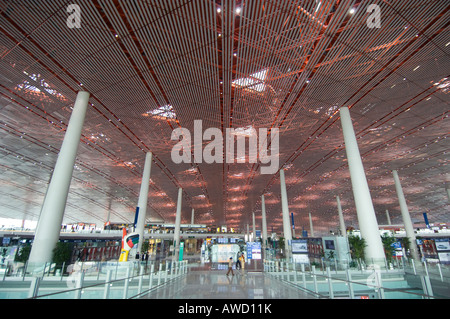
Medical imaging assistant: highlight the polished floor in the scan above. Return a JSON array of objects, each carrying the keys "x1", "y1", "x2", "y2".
[{"x1": 139, "y1": 262, "x2": 316, "y2": 299}]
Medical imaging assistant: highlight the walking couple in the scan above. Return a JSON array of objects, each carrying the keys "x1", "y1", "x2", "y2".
[{"x1": 226, "y1": 253, "x2": 245, "y2": 276}]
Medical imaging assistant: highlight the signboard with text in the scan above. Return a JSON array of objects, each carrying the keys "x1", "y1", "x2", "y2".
[{"x1": 246, "y1": 242, "x2": 261, "y2": 260}]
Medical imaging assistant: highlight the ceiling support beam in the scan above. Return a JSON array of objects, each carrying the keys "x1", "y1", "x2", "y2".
[
  {"x1": 339, "y1": 106, "x2": 384, "y2": 264},
  {"x1": 393, "y1": 170, "x2": 420, "y2": 262},
  {"x1": 29, "y1": 91, "x2": 90, "y2": 264},
  {"x1": 135, "y1": 152, "x2": 153, "y2": 257},
  {"x1": 280, "y1": 168, "x2": 293, "y2": 259}
]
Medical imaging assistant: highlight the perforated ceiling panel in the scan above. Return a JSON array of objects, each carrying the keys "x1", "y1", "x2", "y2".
[{"x1": 0, "y1": 0, "x2": 448, "y2": 235}]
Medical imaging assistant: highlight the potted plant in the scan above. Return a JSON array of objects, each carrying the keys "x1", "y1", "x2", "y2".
[
  {"x1": 52, "y1": 242, "x2": 73, "y2": 275},
  {"x1": 347, "y1": 233, "x2": 367, "y2": 268},
  {"x1": 381, "y1": 233, "x2": 396, "y2": 264}
]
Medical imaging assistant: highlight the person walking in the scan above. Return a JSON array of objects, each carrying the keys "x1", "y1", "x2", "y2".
[
  {"x1": 226, "y1": 257, "x2": 234, "y2": 276},
  {"x1": 236, "y1": 252, "x2": 241, "y2": 270},
  {"x1": 239, "y1": 253, "x2": 245, "y2": 272}
]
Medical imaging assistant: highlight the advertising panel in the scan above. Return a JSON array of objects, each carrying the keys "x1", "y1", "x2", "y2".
[
  {"x1": 291, "y1": 239, "x2": 308, "y2": 253},
  {"x1": 435, "y1": 239, "x2": 450, "y2": 251},
  {"x1": 214, "y1": 244, "x2": 240, "y2": 263},
  {"x1": 438, "y1": 252, "x2": 450, "y2": 264}
]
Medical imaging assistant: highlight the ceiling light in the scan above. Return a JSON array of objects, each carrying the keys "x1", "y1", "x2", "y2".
[
  {"x1": 349, "y1": 8, "x2": 355, "y2": 14},
  {"x1": 217, "y1": 7, "x2": 221, "y2": 13},
  {"x1": 235, "y1": 7, "x2": 241, "y2": 14}
]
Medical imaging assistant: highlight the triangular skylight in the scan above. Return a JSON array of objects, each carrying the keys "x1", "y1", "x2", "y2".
[
  {"x1": 232, "y1": 69, "x2": 268, "y2": 92},
  {"x1": 144, "y1": 104, "x2": 177, "y2": 120}
]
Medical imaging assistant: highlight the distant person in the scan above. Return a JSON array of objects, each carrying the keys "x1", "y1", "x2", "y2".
[
  {"x1": 239, "y1": 253, "x2": 245, "y2": 270},
  {"x1": 226, "y1": 257, "x2": 234, "y2": 276},
  {"x1": 236, "y1": 252, "x2": 241, "y2": 270}
]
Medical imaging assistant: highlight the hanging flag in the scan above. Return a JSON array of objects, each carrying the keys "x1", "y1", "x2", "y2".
[
  {"x1": 134, "y1": 207, "x2": 140, "y2": 228},
  {"x1": 291, "y1": 212, "x2": 295, "y2": 230},
  {"x1": 423, "y1": 212, "x2": 430, "y2": 229}
]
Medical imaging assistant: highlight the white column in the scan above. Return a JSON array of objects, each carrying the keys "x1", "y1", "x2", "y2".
[
  {"x1": 261, "y1": 195, "x2": 268, "y2": 247},
  {"x1": 386, "y1": 209, "x2": 392, "y2": 226},
  {"x1": 191, "y1": 208, "x2": 195, "y2": 225},
  {"x1": 246, "y1": 224, "x2": 249, "y2": 242},
  {"x1": 135, "y1": 152, "x2": 152, "y2": 256},
  {"x1": 279, "y1": 169, "x2": 292, "y2": 258},
  {"x1": 309, "y1": 212, "x2": 315, "y2": 237},
  {"x1": 446, "y1": 188, "x2": 450, "y2": 202},
  {"x1": 392, "y1": 170, "x2": 420, "y2": 261},
  {"x1": 173, "y1": 188, "x2": 183, "y2": 258},
  {"x1": 336, "y1": 195, "x2": 346, "y2": 237},
  {"x1": 29, "y1": 91, "x2": 90, "y2": 264},
  {"x1": 252, "y1": 212, "x2": 256, "y2": 241},
  {"x1": 339, "y1": 106, "x2": 384, "y2": 263}
]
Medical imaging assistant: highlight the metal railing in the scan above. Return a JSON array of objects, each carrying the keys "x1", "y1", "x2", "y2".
[
  {"x1": 0, "y1": 260, "x2": 188, "y2": 299},
  {"x1": 263, "y1": 258, "x2": 450, "y2": 299}
]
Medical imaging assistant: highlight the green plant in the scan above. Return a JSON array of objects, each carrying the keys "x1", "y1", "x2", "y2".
[
  {"x1": 326, "y1": 250, "x2": 335, "y2": 260},
  {"x1": 348, "y1": 234, "x2": 367, "y2": 261},
  {"x1": 1, "y1": 248, "x2": 8, "y2": 261},
  {"x1": 14, "y1": 244, "x2": 31, "y2": 263},
  {"x1": 399, "y1": 237, "x2": 411, "y2": 252},
  {"x1": 141, "y1": 240, "x2": 150, "y2": 254},
  {"x1": 278, "y1": 237, "x2": 285, "y2": 251},
  {"x1": 52, "y1": 242, "x2": 73, "y2": 268},
  {"x1": 381, "y1": 233, "x2": 396, "y2": 262}
]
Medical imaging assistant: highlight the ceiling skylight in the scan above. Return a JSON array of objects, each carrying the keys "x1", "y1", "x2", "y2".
[
  {"x1": 143, "y1": 104, "x2": 176, "y2": 119},
  {"x1": 232, "y1": 69, "x2": 268, "y2": 92}
]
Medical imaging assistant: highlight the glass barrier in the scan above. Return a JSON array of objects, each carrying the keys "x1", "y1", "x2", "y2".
[
  {"x1": 0, "y1": 259, "x2": 188, "y2": 299},
  {"x1": 263, "y1": 257, "x2": 450, "y2": 299}
]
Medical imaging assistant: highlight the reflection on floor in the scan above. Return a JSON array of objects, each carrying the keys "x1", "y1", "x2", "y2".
[{"x1": 139, "y1": 262, "x2": 316, "y2": 299}]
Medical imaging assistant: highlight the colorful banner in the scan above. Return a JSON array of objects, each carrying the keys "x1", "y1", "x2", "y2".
[{"x1": 119, "y1": 229, "x2": 139, "y2": 262}]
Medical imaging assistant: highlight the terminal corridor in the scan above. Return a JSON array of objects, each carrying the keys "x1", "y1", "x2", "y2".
[{"x1": 139, "y1": 263, "x2": 315, "y2": 299}]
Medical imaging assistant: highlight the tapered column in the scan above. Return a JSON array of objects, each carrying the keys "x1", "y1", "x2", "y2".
[
  {"x1": 135, "y1": 152, "x2": 152, "y2": 256},
  {"x1": 339, "y1": 106, "x2": 384, "y2": 263},
  {"x1": 279, "y1": 169, "x2": 292, "y2": 258},
  {"x1": 309, "y1": 212, "x2": 315, "y2": 237},
  {"x1": 246, "y1": 224, "x2": 250, "y2": 242},
  {"x1": 252, "y1": 212, "x2": 256, "y2": 241},
  {"x1": 386, "y1": 209, "x2": 392, "y2": 225},
  {"x1": 392, "y1": 170, "x2": 420, "y2": 261},
  {"x1": 173, "y1": 188, "x2": 183, "y2": 259},
  {"x1": 261, "y1": 195, "x2": 268, "y2": 247},
  {"x1": 191, "y1": 208, "x2": 195, "y2": 225},
  {"x1": 336, "y1": 196, "x2": 346, "y2": 237},
  {"x1": 29, "y1": 91, "x2": 90, "y2": 263}
]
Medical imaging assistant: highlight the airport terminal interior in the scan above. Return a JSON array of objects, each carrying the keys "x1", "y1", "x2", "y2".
[{"x1": 0, "y1": 0, "x2": 449, "y2": 302}]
